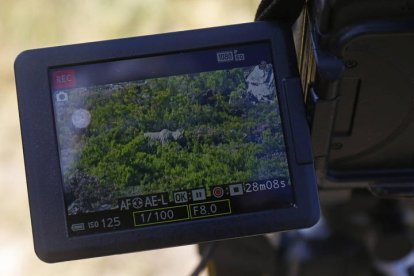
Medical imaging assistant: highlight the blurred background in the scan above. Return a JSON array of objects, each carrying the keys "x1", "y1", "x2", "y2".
[{"x1": 0, "y1": 0, "x2": 260, "y2": 275}]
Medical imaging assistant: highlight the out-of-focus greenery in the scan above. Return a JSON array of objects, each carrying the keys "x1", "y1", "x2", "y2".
[{"x1": 0, "y1": 1, "x2": 260, "y2": 275}]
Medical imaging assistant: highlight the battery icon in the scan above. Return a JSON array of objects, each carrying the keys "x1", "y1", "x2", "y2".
[{"x1": 71, "y1": 223, "x2": 85, "y2": 232}]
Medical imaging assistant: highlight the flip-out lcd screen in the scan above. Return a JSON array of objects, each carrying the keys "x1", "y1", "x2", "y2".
[
  {"x1": 16, "y1": 22, "x2": 319, "y2": 262},
  {"x1": 50, "y1": 42, "x2": 294, "y2": 236}
]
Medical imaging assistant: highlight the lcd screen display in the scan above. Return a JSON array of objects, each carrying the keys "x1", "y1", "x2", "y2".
[{"x1": 50, "y1": 42, "x2": 295, "y2": 236}]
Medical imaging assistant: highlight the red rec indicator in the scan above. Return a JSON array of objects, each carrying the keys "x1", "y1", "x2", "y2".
[
  {"x1": 212, "y1": 187, "x2": 224, "y2": 198},
  {"x1": 52, "y1": 69, "x2": 77, "y2": 89}
]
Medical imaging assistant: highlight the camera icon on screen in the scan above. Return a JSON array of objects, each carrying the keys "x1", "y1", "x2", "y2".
[{"x1": 56, "y1": 91, "x2": 68, "y2": 102}]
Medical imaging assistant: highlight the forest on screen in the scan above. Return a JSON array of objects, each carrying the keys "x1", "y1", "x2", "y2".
[{"x1": 64, "y1": 67, "x2": 289, "y2": 213}]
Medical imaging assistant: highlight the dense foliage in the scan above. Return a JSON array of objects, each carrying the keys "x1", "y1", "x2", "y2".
[{"x1": 63, "y1": 67, "x2": 289, "y2": 210}]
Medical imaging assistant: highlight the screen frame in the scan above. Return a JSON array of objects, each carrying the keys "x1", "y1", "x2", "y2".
[{"x1": 15, "y1": 21, "x2": 319, "y2": 262}]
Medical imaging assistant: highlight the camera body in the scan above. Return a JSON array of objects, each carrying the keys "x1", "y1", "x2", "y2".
[{"x1": 296, "y1": 0, "x2": 414, "y2": 196}]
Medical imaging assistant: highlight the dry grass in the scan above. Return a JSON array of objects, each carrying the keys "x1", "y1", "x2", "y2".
[{"x1": 0, "y1": 0, "x2": 260, "y2": 275}]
